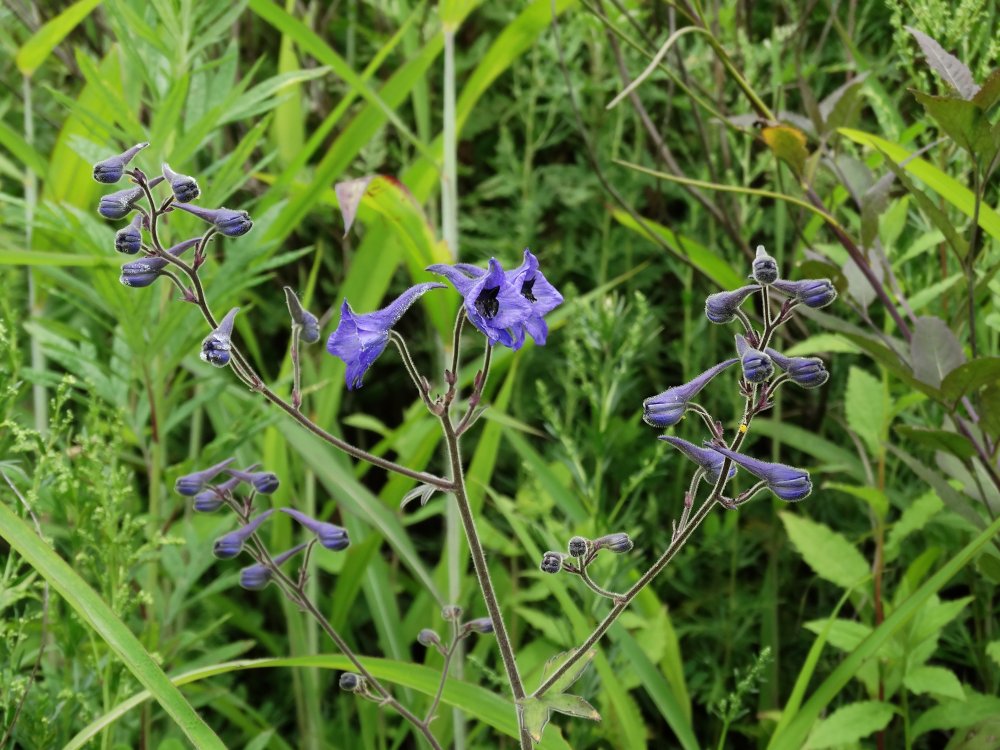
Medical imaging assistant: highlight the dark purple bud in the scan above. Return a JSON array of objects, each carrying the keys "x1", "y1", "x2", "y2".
[
  {"x1": 119, "y1": 237, "x2": 200, "y2": 288},
  {"x1": 201, "y1": 307, "x2": 238, "y2": 368},
  {"x1": 283, "y1": 287, "x2": 321, "y2": 344},
  {"x1": 239, "y1": 542, "x2": 308, "y2": 590},
  {"x1": 642, "y1": 359, "x2": 739, "y2": 428},
  {"x1": 99, "y1": 186, "x2": 144, "y2": 220},
  {"x1": 463, "y1": 617, "x2": 495, "y2": 634},
  {"x1": 192, "y1": 463, "x2": 260, "y2": 511},
  {"x1": 417, "y1": 628, "x2": 441, "y2": 647},
  {"x1": 771, "y1": 278, "x2": 837, "y2": 309},
  {"x1": 175, "y1": 457, "x2": 235, "y2": 496},
  {"x1": 213, "y1": 509, "x2": 275, "y2": 559},
  {"x1": 339, "y1": 673, "x2": 363, "y2": 692},
  {"x1": 173, "y1": 202, "x2": 252, "y2": 237},
  {"x1": 751, "y1": 245, "x2": 778, "y2": 285},
  {"x1": 705, "y1": 285, "x2": 760, "y2": 324},
  {"x1": 765, "y1": 348, "x2": 830, "y2": 388},
  {"x1": 735, "y1": 334, "x2": 773, "y2": 383},
  {"x1": 114, "y1": 214, "x2": 144, "y2": 254},
  {"x1": 280, "y1": 508, "x2": 350, "y2": 550},
  {"x1": 567, "y1": 536, "x2": 590, "y2": 557},
  {"x1": 659, "y1": 436, "x2": 736, "y2": 485},
  {"x1": 540, "y1": 551, "x2": 564, "y2": 574},
  {"x1": 161, "y1": 163, "x2": 200, "y2": 203},
  {"x1": 223, "y1": 467, "x2": 279, "y2": 495},
  {"x1": 594, "y1": 532, "x2": 633, "y2": 553},
  {"x1": 441, "y1": 605, "x2": 463, "y2": 621},
  {"x1": 706, "y1": 443, "x2": 812, "y2": 501},
  {"x1": 93, "y1": 142, "x2": 148, "y2": 183}
]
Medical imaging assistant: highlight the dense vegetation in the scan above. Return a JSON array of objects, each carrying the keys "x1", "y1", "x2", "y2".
[{"x1": 1, "y1": 1, "x2": 998, "y2": 748}]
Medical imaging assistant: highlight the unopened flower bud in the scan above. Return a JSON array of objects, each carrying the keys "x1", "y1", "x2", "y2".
[
  {"x1": 594, "y1": 532, "x2": 633, "y2": 554},
  {"x1": 201, "y1": 307, "x2": 239, "y2": 367},
  {"x1": 115, "y1": 214, "x2": 144, "y2": 254},
  {"x1": 705, "y1": 285, "x2": 760, "y2": 324},
  {"x1": 93, "y1": 142, "x2": 148, "y2": 183},
  {"x1": 751, "y1": 245, "x2": 778, "y2": 285},
  {"x1": 765, "y1": 348, "x2": 830, "y2": 388},
  {"x1": 192, "y1": 463, "x2": 260, "y2": 511},
  {"x1": 441, "y1": 605, "x2": 463, "y2": 622},
  {"x1": 212, "y1": 509, "x2": 275, "y2": 559},
  {"x1": 771, "y1": 278, "x2": 837, "y2": 309},
  {"x1": 175, "y1": 457, "x2": 235, "y2": 496},
  {"x1": 463, "y1": 617, "x2": 494, "y2": 634},
  {"x1": 567, "y1": 536, "x2": 589, "y2": 557},
  {"x1": 735, "y1": 334, "x2": 773, "y2": 383},
  {"x1": 279, "y1": 508, "x2": 350, "y2": 550},
  {"x1": 162, "y1": 163, "x2": 200, "y2": 203},
  {"x1": 417, "y1": 628, "x2": 441, "y2": 647},
  {"x1": 283, "y1": 286, "x2": 321, "y2": 344},
  {"x1": 239, "y1": 542, "x2": 308, "y2": 590},
  {"x1": 339, "y1": 672, "x2": 363, "y2": 692},
  {"x1": 540, "y1": 551, "x2": 563, "y2": 574},
  {"x1": 173, "y1": 202, "x2": 252, "y2": 237}
]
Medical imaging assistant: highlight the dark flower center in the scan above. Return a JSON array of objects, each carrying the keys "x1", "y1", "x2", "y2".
[
  {"x1": 521, "y1": 277, "x2": 536, "y2": 302},
  {"x1": 475, "y1": 286, "x2": 501, "y2": 319}
]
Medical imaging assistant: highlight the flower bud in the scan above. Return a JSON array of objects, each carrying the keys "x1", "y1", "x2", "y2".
[
  {"x1": 175, "y1": 457, "x2": 235, "y2": 496},
  {"x1": 765, "y1": 348, "x2": 830, "y2": 388},
  {"x1": 284, "y1": 287, "x2": 322, "y2": 344},
  {"x1": 192, "y1": 463, "x2": 260, "y2": 511},
  {"x1": 771, "y1": 278, "x2": 837, "y2": 309},
  {"x1": 441, "y1": 605, "x2": 463, "y2": 622},
  {"x1": 224, "y1": 467, "x2": 280, "y2": 495},
  {"x1": 339, "y1": 672, "x2": 363, "y2": 692},
  {"x1": 162, "y1": 163, "x2": 200, "y2": 203},
  {"x1": 173, "y1": 202, "x2": 252, "y2": 237},
  {"x1": 735, "y1": 334, "x2": 773, "y2": 383},
  {"x1": 239, "y1": 542, "x2": 308, "y2": 589},
  {"x1": 212, "y1": 509, "x2": 275, "y2": 559},
  {"x1": 594, "y1": 532, "x2": 633, "y2": 553},
  {"x1": 463, "y1": 617, "x2": 494, "y2": 634},
  {"x1": 119, "y1": 237, "x2": 199, "y2": 288},
  {"x1": 705, "y1": 285, "x2": 760, "y2": 324},
  {"x1": 93, "y1": 142, "x2": 148, "y2": 183},
  {"x1": 540, "y1": 551, "x2": 563, "y2": 574},
  {"x1": 201, "y1": 307, "x2": 239, "y2": 367},
  {"x1": 97, "y1": 176, "x2": 163, "y2": 220},
  {"x1": 114, "y1": 214, "x2": 144, "y2": 254},
  {"x1": 751, "y1": 245, "x2": 778, "y2": 285},
  {"x1": 643, "y1": 359, "x2": 738, "y2": 428},
  {"x1": 417, "y1": 628, "x2": 441, "y2": 647},
  {"x1": 280, "y1": 508, "x2": 350, "y2": 550},
  {"x1": 567, "y1": 536, "x2": 590, "y2": 557}
]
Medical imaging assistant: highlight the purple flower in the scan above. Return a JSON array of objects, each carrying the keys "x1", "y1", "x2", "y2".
[
  {"x1": 175, "y1": 457, "x2": 235, "y2": 496},
  {"x1": 540, "y1": 551, "x2": 563, "y2": 574},
  {"x1": 280, "y1": 508, "x2": 350, "y2": 551},
  {"x1": 173, "y1": 202, "x2": 252, "y2": 236},
  {"x1": 93, "y1": 142, "x2": 148, "y2": 184},
  {"x1": 751, "y1": 245, "x2": 778, "y2": 285},
  {"x1": 224, "y1": 467, "x2": 279, "y2": 495},
  {"x1": 594, "y1": 532, "x2": 633, "y2": 553},
  {"x1": 706, "y1": 444, "x2": 812, "y2": 501},
  {"x1": 239, "y1": 542, "x2": 308, "y2": 590},
  {"x1": 115, "y1": 214, "x2": 144, "y2": 254},
  {"x1": 765, "y1": 348, "x2": 829, "y2": 388},
  {"x1": 213, "y1": 509, "x2": 275, "y2": 559},
  {"x1": 771, "y1": 278, "x2": 837, "y2": 309},
  {"x1": 201, "y1": 307, "x2": 239, "y2": 368},
  {"x1": 463, "y1": 617, "x2": 495, "y2": 634},
  {"x1": 326, "y1": 282, "x2": 444, "y2": 390},
  {"x1": 642, "y1": 359, "x2": 738, "y2": 428},
  {"x1": 658, "y1": 436, "x2": 736, "y2": 485},
  {"x1": 99, "y1": 176, "x2": 164, "y2": 220},
  {"x1": 162, "y1": 163, "x2": 200, "y2": 203},
  {"x1": 418, "y1": 628, "x2": 441, "y2": 647},
  {"x1": 735, "y1": 334, "x2": 773, "y2": 383},
  {"x1": 427, "y1": 258, "x2": 532, "y2": 348},
  {"x1": 705, "y1": 285, "x2": 760, "y2": 324},
  {"x1": 119, "y1": 237, "x2": 200, "y2": 288},
  {"x1": 192, "y1": 463, "x2": 260, "y2": 512},
  {"x1": 283, "y1": 287, "x2": 320, "y2": 344}
]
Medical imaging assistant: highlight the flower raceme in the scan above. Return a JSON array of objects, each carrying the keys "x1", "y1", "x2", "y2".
[
  {"x1": 766, "y1": 348, "x2": 829, "y2": 388},
  {"x1": 326, "y1": 282, "x2": 444, "y2": 390},
  {"x1": 706, "y1": 444, "x2": 812, "y2": 501},
  {"x1": 642, "y1": 358, "x2": 738, "y2": 428}
]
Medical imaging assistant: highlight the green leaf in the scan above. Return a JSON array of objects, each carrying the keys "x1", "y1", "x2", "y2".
[
  {"x1": 15, "y1": 0, "x2": 102, "y2": 76},
  {"x1": 972, "y1": 69, "x2": 1000, "y2": 110},
  {"x1": 845, "y1": 366, "x2": 888, "y2": 456},
  {"x1": 911, "y1": 91, "x2": 1000, "y2": 162},
  {"x1": 539, "y1": 649, "x2": 597, "y2": 695},
  {"x1": 986, "y1": 641, "x2": 1000, "y2": 668},
  {"x1": 545, "y1": 694, "x2": 601, "y2": 721},
  {"x1": 910, "y1": 316, "x2": 966, "y2": 389},
  {"x1": 0, "y1": 119, "x2": 48, "y2": 176},
  {"x1": 941, "y1": 357, "x2": 1000, "y2": 405},
  {"x1": 780, "y1": 512, "x2": 869, "y2": 589},
  {"x1": 803, "y1": 618, "x2": 873, "y2": 653},
  {"x1": 885, "y1": 491, "x2": 944, "y2": 562},
  {"x1": 904, "y1": 665, "x2": 966, "y2": 700},
  {"x1": 783, "y1": 333, "x2": 860, "y2": 357},
  {"x1": 519, "y1": 697, "x2": 554, "y2": 744},
  {"x1": 825, "y1": 483, "x2": 889, "y2": 519},
  {"x1": 912, "y1": 692, "x2": 1000, "y2": 738},
  {"x1": 0, "y1": 501, "x2": 226, "y2": 750},
  {"x1": 762, "y1": 124, "x2": 809, "y2": 176},
  {"x1": 804, "y1": 701, "x2": 895, "y2": 749},
  {"x1": 893, "y1": 425, "x2": 975, "y2": 459},
  {"x1": 905, "y1": 27, "x2": 978, "y2": 99}
]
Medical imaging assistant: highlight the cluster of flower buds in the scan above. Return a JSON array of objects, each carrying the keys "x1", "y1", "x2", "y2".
[
  {"x1": 541, "y1": 531, "x2": 634, "y2": 575},
  {"x1": 643, "y1": 245, "x2": 835, "y2": 507}
]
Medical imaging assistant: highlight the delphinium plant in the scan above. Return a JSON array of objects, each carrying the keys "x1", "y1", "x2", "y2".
[{"x1": 92, "y1": 142, "x2": 837, "y2": 747}]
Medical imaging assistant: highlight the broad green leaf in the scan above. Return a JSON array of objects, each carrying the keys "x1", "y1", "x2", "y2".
[
  {"x1": 912, "y1": 692, "x2": 1000, "y2": 738},
  {"x1": 779, "y1": 512, "x2": 869, "y2": 589},
  {"x1": 15, "y1": 0, "x2": 102, "y2": 76},
  {"x1": 941, "y1": 357, "x2": 1000, "y2": 405},
  {"x1": 0, "y1": 501, "x2": 226, "y2": 750},
  {"x1": 783, "y1": 333, "x2": 860, "y2": 357},
  {"x1": 885, "y1": 491, "x2": 944, "y2": 562},
  {"x1": 803, "y1": 618, "x2": 872, "y2": 653},
  {"x1": 519, "y1": 697, "x2": 553, "y2": 744},
  {"x1": 845, "y1": 366, "x2": 888, "y2": 456},
  {"x1": 903, "y1": 665, "x2": 965, "y2": 700},
  {"x1": 972, "y1": 69, "x2": 1000, "y2": 110},
  {"x1": 825, "y1": 483, "x2": 888, "y2": 519},
  {"x1": 911, "y1": 316, "x2": 966, "y2": 389},
  {"x1": 804, "y1": 701, "x2": 895, "y2": 749},
  {"x1": 905, "y1": 27, "x2": 978, "y2": 99},
  {"x1": 911, "y1": 91, "x2": 1000, "y2": 162},
  {"x1": 762, "y1": 124, "x2": 809, "y2": 175}
]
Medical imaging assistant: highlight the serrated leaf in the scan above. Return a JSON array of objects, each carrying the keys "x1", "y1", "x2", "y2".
[
  {"x1": 911, "y1": 316, "x2": 966, "y2": 389},
  {"x1": 885, "y1": 491, "x2": 944, "y2": 562},
  {"x1": 780, "y1": 513, "x2": 870, "y2": 589},
  {"x1": 540, "y1": 649, "x2": 596, "y2": 695},
  {"x1": 912, "y1": 692, "x2": 1000, "y2": 738},
  {"x1": 546, "y1": 694, "x2": 602, "y2": 721},
  {"x1": 804, "y1": 701, "x2": 895, "y2": 749},
  {"x1": 904, "y1": 665, "x2": 965, "y2": 700},
  {"x1": 911, "y1": 91, "x2": 1000, "y2": 162},
  {"x1": 906, "y1": 26, "x2": 978, "y2": 99},
  {"x1": 941, "y1": 357, "x2": 1000, "y2": 405},
  {"x1": 762, "y1": 124, "x2": 809, "y2": 175},
  {"x1": 845, "y1": 366, "x2": 888, "y2": 456}
]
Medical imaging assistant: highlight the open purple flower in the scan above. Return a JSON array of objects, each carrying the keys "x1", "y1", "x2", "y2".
[
  {"x1": 224, "y1": 467, "x2": 279, "y2": 495},
  {"x1": 705, "y1": 444, "x2": 812, "y2": 501},
  {"x1": 642, "y1": 358, "x2": 738, "y2": 428},
  {"x1": 765, "y1": 348, "x2": 829, "y2": 388},
  {"x1": 771, "y1": 278, "x2": 837, "y2": 309},
  {"x1": 120, "y1": 237, "x2": 200, "y2": 288},
  {"x1": 115, "y1": 214, "x2": 144, "y2": 254},
  {"x1": 735, "y1": 334, "x2": 773, "y2": 383},
  {"x1": 427, "y1": 258, "x2": 532, "y2": 348},
  {"x1": 93, "y1": 142, "x2": 148, "y2": 183},
  {"x1": 213, "y1": 509, "x2": 275, "y2": 559},
  {"x1": 201, "y1": 307, "x2": 239, "y2": 368},
  {"x1": 239, "y1": 542, "x2": 308, "y2": 590},
  {"x1": 173, "y1": 202, "x2": 252, "y2": 236},
  {"x1": 658, "y1": 436, "x2": 736, "y2": 485},
  {"x1": 326, "y1": 282, "x2": 444, "y2": 390},
  {"x1": 175, "y1": 457, "x2": 235, "y2": 496},
  {"x1": 162, "y1": 163, "x2": 200, "y2": 203},
  {"x1": 705, "y1": 285, "x2": 759, "y2": 324},
  {"x1": 280, "y1": 508, "x2": 350, "y2": 551}
]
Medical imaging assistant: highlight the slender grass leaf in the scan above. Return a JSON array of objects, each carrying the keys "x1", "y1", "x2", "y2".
[{"x1": 15, "y1": 0, "x2": 102, "y2": 76}]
